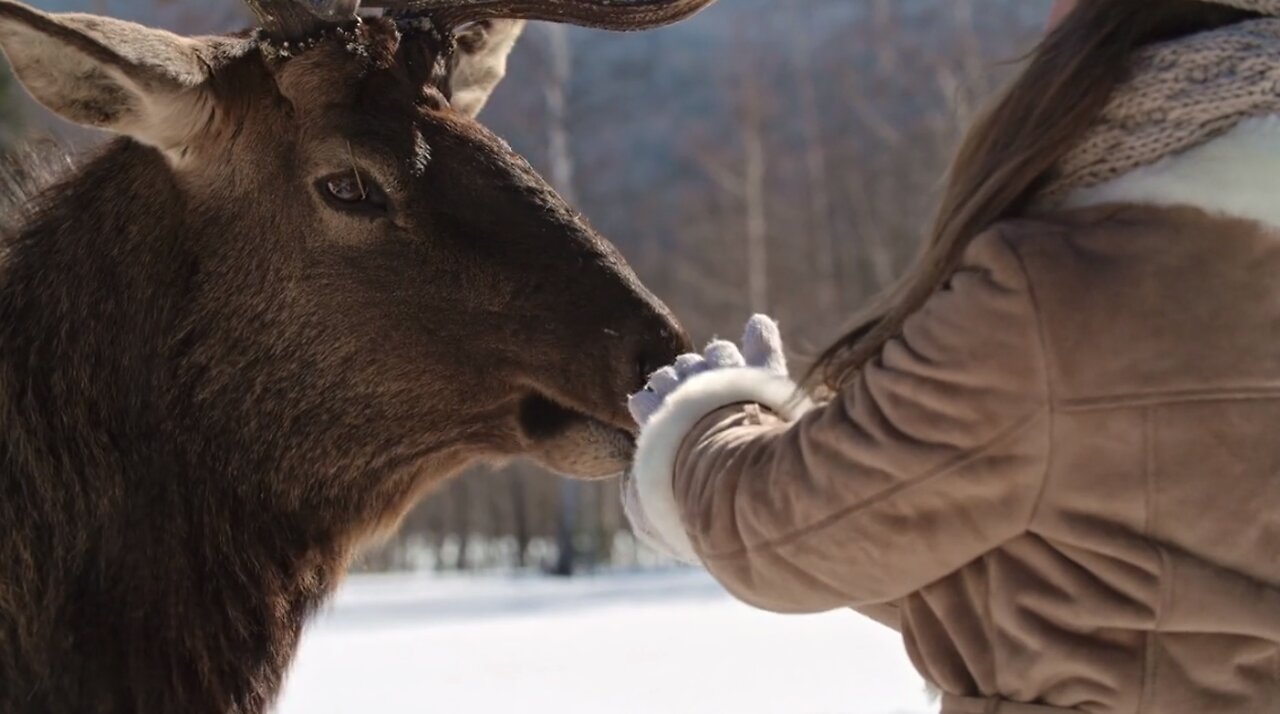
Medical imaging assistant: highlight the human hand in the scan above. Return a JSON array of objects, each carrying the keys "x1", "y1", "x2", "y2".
[{"x1": 627, "y1": 314, "x2": 788, "y2": 429}]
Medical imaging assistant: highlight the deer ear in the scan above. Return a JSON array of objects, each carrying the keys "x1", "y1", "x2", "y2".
[
  {"x1": 0, "y1": 0, "x2": 217, "y2": 154},
  {"x1": 449, "y1": 19, "x2": 526, "y2": 118}
]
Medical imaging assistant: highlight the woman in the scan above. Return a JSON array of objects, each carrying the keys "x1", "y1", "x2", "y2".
[{"x1": 624, "y1": 1, "x2": 1280, "y2": 712}]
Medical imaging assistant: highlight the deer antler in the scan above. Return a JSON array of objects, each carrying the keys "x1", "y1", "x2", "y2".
[
  {"x1": 245, "y1": 0, "x2": 362, "y2": 40},
  {"x1": 362, "y1": 0, "x2": 716, "y2": 32}
]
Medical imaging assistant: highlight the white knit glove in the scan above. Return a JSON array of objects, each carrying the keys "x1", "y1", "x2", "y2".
[
  {"x1": 628, "y1": 314, "x2": 789, "y2": 428},
  {"x1": 624, "y1": 315, "x2": 790, "y2": 562}
]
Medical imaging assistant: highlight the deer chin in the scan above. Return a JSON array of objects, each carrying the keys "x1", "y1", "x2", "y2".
[{"x1": 517, "y1": 394, "x2": 635, "y2": 479}]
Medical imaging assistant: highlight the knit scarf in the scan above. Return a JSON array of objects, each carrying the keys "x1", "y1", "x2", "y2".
[{"x1": 1042, "y1": 0, "x2": 1280, "y2": 200}]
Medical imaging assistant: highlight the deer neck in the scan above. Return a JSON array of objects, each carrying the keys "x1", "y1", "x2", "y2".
[{"x1": 0, "y1": 139, "x2": 359, "y2": 714}]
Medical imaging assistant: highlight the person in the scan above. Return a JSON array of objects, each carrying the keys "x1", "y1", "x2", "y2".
[{"x1": 622, "y1": 1, "x2": 1280, "y2": 712}]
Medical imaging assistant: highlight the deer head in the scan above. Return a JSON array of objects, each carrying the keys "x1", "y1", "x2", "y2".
[{"x1": 0, "y1": 0, "x2": 710, "y2": 534}]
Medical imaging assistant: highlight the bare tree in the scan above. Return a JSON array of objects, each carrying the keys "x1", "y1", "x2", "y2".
[
  {"x1": 540, "y1": 22, "x2": 584, "y2": 577},
  {"x1": 789, "y1": 7, "x2": 840, "y2": 315}
]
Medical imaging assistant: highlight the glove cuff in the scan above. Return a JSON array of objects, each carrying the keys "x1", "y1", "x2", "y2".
[{"x1": 630, "y1": 368, "x2": 815, "y2": 563}]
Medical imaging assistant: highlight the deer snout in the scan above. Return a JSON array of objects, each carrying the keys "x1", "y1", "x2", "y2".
[
  {"x1": 515, "y1": 294, "x2": 689, "y2": 478},
  {"x1": 632, "y1": 313, "x2": 690, "y2": 394},
  {"x1": 621, "y1": 293, "x2": 691, "y2": 401}
]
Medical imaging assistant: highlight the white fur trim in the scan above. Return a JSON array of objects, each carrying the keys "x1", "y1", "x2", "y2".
[
  {"x1": 1063, "y1": 115, "x2": 1280, "y2": 231},
  {"x1": 631, "y1": 368, "x2": 815, "y2": 563}
]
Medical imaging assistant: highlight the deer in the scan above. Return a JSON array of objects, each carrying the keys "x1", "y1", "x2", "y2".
[{"x1": 0, "y1": 0, "x2": 713, "y2": 711}]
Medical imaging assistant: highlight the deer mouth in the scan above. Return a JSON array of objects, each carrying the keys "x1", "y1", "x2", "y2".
[{"x1": 517, "y1": 393, "x2": 635, "y2": 480}]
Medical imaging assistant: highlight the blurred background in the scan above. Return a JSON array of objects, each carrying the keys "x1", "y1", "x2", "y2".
[{"x1": 2, "y1": 1, "x2": 1049, "y2": 711}]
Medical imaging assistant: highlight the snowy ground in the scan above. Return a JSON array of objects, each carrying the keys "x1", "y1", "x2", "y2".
[{"x1": 278, "y1": 569, "x2": 933, "y2": 714}]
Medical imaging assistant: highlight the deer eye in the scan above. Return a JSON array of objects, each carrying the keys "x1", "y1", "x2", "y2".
[{"x1": 316, "y1": 171, "x2": 390, "y2": 215}]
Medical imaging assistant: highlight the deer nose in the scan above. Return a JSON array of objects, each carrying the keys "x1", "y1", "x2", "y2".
[
  {"x1": 632, "y1": 319, "x2": 691, "y2": 393},
  {"x1": 635, "y1": 352, "x2": 665, "y2": 391}
]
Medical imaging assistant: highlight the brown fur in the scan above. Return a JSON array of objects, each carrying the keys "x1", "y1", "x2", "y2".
[{"x1": 0, "y1": 11, "x2": 685, "y2": 714}]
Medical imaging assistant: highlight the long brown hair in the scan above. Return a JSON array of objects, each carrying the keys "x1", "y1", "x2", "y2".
[{"x1": 813, "y1": 0, "x2": 1259, "y2": 390}]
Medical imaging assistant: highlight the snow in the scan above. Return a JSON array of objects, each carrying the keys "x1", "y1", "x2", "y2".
[{"x1": 278, "y1": 569, "x2": 934, "y2": 714}]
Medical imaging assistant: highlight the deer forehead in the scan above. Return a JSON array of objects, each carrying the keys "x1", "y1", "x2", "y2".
[{"x1": 269, "y1": 19, "x2": 438, "y2": 102}]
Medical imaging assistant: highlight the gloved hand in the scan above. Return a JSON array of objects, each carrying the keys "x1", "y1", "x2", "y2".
[
  {"x1": 628, "y1": 314, "x2": 789, "y2": 428},
  {"x1": 623, "y1": 314, "x2": 792, "y2": 563}
]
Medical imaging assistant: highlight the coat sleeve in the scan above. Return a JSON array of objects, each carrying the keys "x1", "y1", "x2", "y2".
[{"x1": 629, "y1": 230, "x2": 1051, "y2": 614}]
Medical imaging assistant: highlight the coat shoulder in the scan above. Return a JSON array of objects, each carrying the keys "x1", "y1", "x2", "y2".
[{"x1": 989, "y1": 205, "x2": 1280, "y2": 407}]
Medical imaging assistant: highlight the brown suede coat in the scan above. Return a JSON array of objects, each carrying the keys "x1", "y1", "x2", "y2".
[{"x1": 674, "y1": 205, "x2": 1280, "y2": 713}]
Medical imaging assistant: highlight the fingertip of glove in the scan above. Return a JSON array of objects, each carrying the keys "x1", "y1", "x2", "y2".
[
  {"x1": 627, "y1": 390, "x2": 663, "y2": 426},
  {"x1": 743, "y1": 314, "x2": 782, "y2": 346},
  {"x1": 672, "y1": 353, "x2": 708, "y2": 378},
  {"x1": 703, "y1": 340, "x2": 746, "y2": 368}
]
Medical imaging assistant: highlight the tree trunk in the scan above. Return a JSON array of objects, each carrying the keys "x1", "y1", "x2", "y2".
[
  {"x1": 453, "y1": 479, "x2": 470, "y2": 571},
  {"x1": 542, "y1": 23, "x2": 582, "y2": 578},
  {"x1": 790, "y1": 8, "x2": 839, "y2": 313},
  {"x1": 543, "y1": 24, "x2": 578, "y2": 206},
  {"x1": 551, "y1": 479, "x2": 579, "y2": 577},
  {"x1": 510, "y1": 472, "x2": 529, "y2": 569}
]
